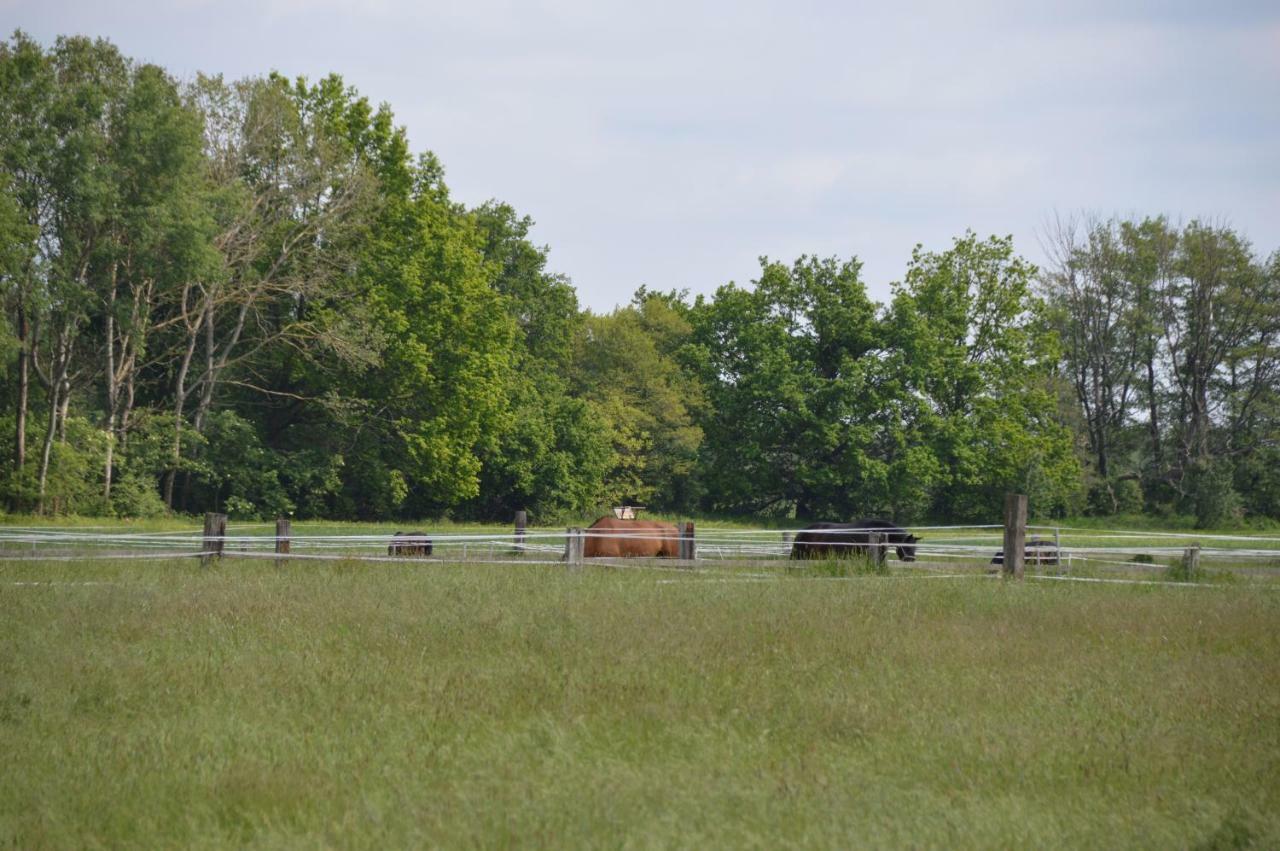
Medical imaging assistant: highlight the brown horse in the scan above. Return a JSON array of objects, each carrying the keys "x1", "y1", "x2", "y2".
[{"x1": 583, "y1": 517, "x2": 680, "y2": 558}]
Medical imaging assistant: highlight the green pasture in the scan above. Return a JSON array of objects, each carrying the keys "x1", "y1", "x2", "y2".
[{"x1": 2, "y1": 557, "x2": 1279, "y2": 848}]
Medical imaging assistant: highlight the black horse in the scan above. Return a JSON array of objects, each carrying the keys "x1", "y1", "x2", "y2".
[
  {"x1": 388, "y1": 530, "x2": 433, "y2": 557},
  {"x1": 790, "y1": 519, "x2": 919, "y2": 562}
]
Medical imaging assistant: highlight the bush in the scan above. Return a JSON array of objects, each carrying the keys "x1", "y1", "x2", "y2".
[
  {"x1": 109, "y1": 472, "x2": 168, "y2": 518},
  {"x1": 1234, "y1": 447, "x2": 1280, "y2": 520},
  {"x1": 1184, "y1": 460, "x2": 1242, "y2": 528},
  {"x1": 186, "y1": 411, "x2": 294, "y2": 519},
  {"x1": 1086, "y1": 477, "x2": 1144, "y2": 516}
]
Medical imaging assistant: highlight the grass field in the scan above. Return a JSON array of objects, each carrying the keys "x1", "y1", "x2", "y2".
[{"x1": 2, "y1": 557, "x2": 1279, "y2": 848}]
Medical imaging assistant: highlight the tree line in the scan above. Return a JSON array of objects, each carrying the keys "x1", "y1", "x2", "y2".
[
  {"x1": 2, "y1": 33, "x2": 1276, "y2": 525},
  {"x1": 1041, "y1": 216, "x2": 1279, "y2": 524}
]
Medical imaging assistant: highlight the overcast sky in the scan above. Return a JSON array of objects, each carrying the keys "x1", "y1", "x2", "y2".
[{"x1": 5, "y1": 0, "x2": 1278, "y2": 311}]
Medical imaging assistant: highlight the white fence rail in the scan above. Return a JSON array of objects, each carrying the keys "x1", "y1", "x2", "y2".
[{"x1": 1, "y1": 522, "x2": 1278, "y2": 579}]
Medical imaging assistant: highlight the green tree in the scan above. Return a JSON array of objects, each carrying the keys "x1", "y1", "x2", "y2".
[
  {"x1": 465, "y1": 202, "x2": 611, "y2": 521},
  {"x1": 156, "y1": 72, "x2": 379, "y2": 510},
  {"x1": 891, "y1": 233, "x2": 1080, "y2": 519},
  {"x1": 1040, "y1": 216, "x2": 1142, "y2": 485},
  {"x1": 0, "y1": 33, "x2": 131, "y2": 510},
  {"x1": 572, "y1": 290, "x2": 703, "y2": 512},
  {"x1": 330, "y1": 157, "x2": 515, "y2": 517},
  {"x1": 96, "y1": 61, "x2": 216, "y2": 505},
  {"x1": 689, "y1": 255, "x2": 905, "y2": 518}
]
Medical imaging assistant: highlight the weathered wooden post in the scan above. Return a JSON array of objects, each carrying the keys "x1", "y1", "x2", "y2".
[
  {"x1": 1182, "y1": 545, "x2": 1201, "y2": 579},
  {"x1": 514, "y1": 510, "x2": 527, "y2": 556},
  {"x1": 679, "y1": 520, "x2": 696, "y2": 565},
  {"x1": 202, "y1": 512, "x2": 227, "y2": 567},
  {"x1": 275, "y1": 516, "x2": 291, "y2": 566},
  {"x1": 868, "y1": 532, "x2": 885, "y2": 568},
  {"x1": 1003, "y1": 493, "x2": 1028, "y2": 579},
  {"x1": 565, "y1": 527, "x2": 584, "y2": 570}
]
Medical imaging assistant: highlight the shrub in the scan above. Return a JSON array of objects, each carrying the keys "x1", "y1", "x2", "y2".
[
  {"x1": 1184, "y1": 460, "x2": 1242, "y2": 528},
  {"x1": 109, "y1": 472, "x2": 168, "y2": 518},
  {"x1": 1086, "y1": 477, "x2": 1144, "y2": 516}
]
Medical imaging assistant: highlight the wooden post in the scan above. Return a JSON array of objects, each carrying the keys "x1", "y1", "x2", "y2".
[
  {"x1": 275, "y1": 516, "x2": 291, "y2": 566},
  {"x1": 679, "y1": 520, "x2": 696, "y2": 565},
  {"x1": 202, "y1": 512, "x2": 227, "y2": 567},
  {"x1": 868, "y1": 532, "x2": 885, "y2": 567},
  {"x1": 566, "y1": 527, "x2": 584, "y2": 570},
  {"x1": 1003, "y1": 493, "x2": 1028, "y2": 579},
  {"x1": 514, "y1": 510, "x2": 527, "y2": 556},
  {"x1": 1182, "y1": 545, "x2": 1201, "y2": 578}
]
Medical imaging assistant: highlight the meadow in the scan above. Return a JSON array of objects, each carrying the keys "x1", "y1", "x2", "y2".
[{"x1": 2, "y1": 553, "x2": 1279, "y2": 849}]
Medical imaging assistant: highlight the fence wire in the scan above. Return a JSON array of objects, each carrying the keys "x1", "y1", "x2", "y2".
[{"x1": 1, "y1": 523, "x2": 1278, "y2": 582}]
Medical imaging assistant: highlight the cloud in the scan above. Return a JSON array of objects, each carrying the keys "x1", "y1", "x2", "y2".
[{"x1": 7, "y1": 0, "x2": 1279, "y2": 309}]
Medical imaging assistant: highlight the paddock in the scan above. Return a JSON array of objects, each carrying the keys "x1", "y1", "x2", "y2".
[
  {"x1": 2, "y1": 550, "x2": 1278, "y2": 848},
  {"x1": 2, "y1": 514, "x2": 1278, "y2": 587}
]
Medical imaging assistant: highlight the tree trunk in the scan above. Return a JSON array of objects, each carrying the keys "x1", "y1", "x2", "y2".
[
  {"x1": 1145, "y1": 356, "x2": 1161, "y2": 467},
  {"x1": 36, "y1": 344, "x2": 63, "y2": 513},
  {"x1": 103, "y1": 268, "x2": 117, "y2": 499},
  {"x1": 164, "y1": 300, "x2": 204, "y2": 508},
  {"x1": 56, "y1": 372, "x2": 71, "y2": 443},
  {"x1": 120, "y1": 371, "x2": 135, "y2": 450},
  {"x1": 103, "y1": 412, "x2": 116, "y2": 502},
  {"x1": 15, "y1": 304, "x2": 28, "y2": 474}
]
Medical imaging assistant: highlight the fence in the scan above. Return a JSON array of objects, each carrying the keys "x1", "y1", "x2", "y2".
[{"x1": 2, "y1": 498, "x2": 1279, "y2": 583}]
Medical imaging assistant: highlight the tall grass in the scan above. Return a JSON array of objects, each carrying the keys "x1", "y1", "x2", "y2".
[{"x1": 2, "y1": 559, "x2": 1278, "y2": 848}]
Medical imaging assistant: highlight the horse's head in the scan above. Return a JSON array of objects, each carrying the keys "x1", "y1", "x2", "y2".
[{"x1": 896, "y1": 534, "x2": 920, "y2": 562}]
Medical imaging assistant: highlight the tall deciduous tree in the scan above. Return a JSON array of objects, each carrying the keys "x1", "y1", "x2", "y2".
[
  {"x1": 1044, "y1": 217, "x2": 1280, "y2": 521},
  {"x1": 1041, "y1": 215, "x2": 1140, "y2": 483},
  {"x1": 334, "y1": 156, "x2": 514, "y2": 516},
  {"x1": 892, "y1": 233, "x2": 1079, "y2": 520},
  {"x1": 689, "y1": 255, "x2": 896, "y2": 517},
  {"x1": 465, "y1": 201, "x2": 612, "y2": 521},
  {"x1": 572, "y1": 290, "x2": 703, "y2": 511},
  {"x1": 97, "y1": 62, "x2": 214, "y2": 501},
  {"x1": 158, "y1": 72, "x2": 376, "y2": 508}
]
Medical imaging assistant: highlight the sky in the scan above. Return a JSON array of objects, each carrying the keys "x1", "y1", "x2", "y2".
[{"x1": 4, "y1": 0, "x2": 1278, "y2": 311}]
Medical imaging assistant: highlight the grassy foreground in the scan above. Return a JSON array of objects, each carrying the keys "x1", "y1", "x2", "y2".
[{"x1": 2, "y1": 560, "x2": 1279, "y2": 848}]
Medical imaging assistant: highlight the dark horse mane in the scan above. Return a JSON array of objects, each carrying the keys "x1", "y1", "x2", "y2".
[{"x1": 790, "y1": 519, "x2": 919, "y2": 562}]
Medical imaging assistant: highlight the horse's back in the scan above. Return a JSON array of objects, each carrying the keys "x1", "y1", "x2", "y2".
[{"x1": 584, "y1": 517, "x2": 678, "y2": 558}]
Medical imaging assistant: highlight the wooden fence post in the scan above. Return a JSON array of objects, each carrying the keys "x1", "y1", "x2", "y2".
[
  {"x1": 868, "y1": 532, "x2": 885, "y2": 567},
  {"x1": 514, "y1": 510, "x2": 527, "y2": 556},
  {"x1": 1003, "y1": 493, "x2": 1028, "y2": 579},
  {"x1": 202, "y1": 512, "x2": 227, "y2": 567},
  {"x1": 1182, "y1": 545, "x2": 1201, "y2": 577},
  {"x1": 512, "y1": 506, "x2": 527, "y2": 555},
  {"x1": 275, "y1": 516, "x2": 291, "y2": 566},
  {"x1": 679, "y1": 520, "x2": 696, "y2": 565},
  {"x1": 565, "y1": 527, "x2": 584, "y2": 570}
]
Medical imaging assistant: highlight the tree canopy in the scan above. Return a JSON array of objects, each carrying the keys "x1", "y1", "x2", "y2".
[{"x1": 2, "y1": 32, "x2": 1277, "y2": 526}]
